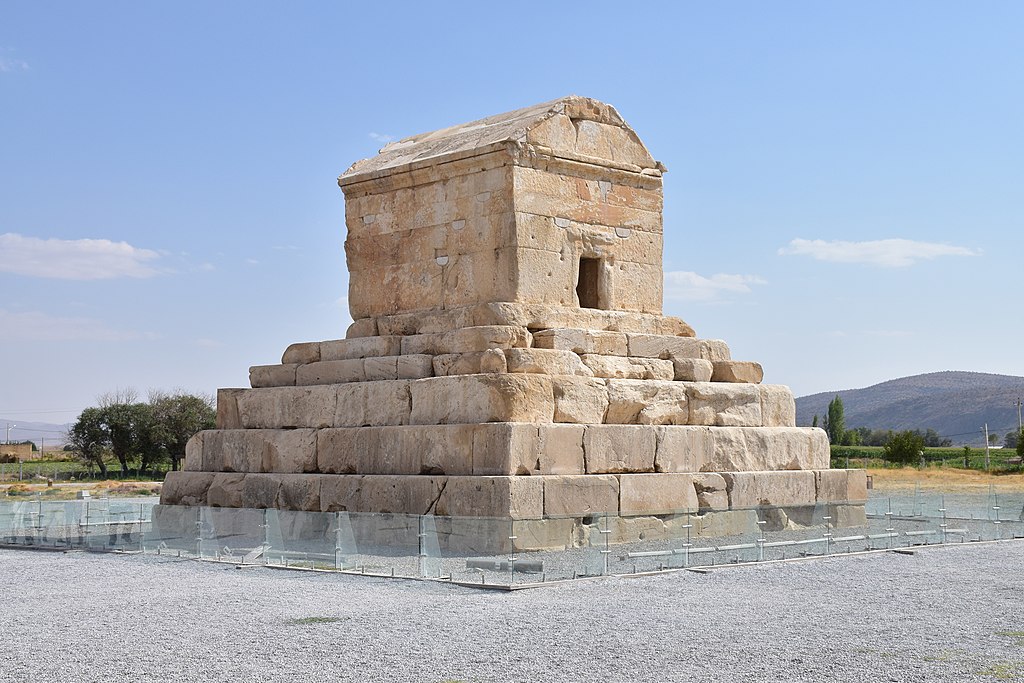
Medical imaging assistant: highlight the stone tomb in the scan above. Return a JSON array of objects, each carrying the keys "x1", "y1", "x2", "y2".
[{"x1": 161, "y1": 96, "x2": 865, "y2": 549}]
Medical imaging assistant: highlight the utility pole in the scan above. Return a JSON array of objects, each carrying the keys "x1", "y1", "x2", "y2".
[
  {"x1": 1017, "y1": 397, "x2": 1022, "y2": 433},
  {"x1": 4, "y1": 423, "x2": 13, "y2": 444},
  {"x1": 984, "y1": 423, "x2": 990, "y2": 471}
]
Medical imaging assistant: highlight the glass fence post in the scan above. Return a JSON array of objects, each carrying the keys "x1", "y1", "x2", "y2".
[
  {"x1": 508, "y1": 518, "x2": 517, "y2": 585},
  {"x1": 886, "y1": 498, "x2": 894, "y2": 550},
  {"x1": 756, "y1": 514, "x2": 766, "y2": 563},
  {"x1": 939, "y1": 495, "x2": 947, "y2": 545}
]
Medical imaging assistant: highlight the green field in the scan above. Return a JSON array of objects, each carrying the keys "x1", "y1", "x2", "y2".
[
  {"x1": 0, "y1": 459, "x2": 170, "y2": 483},
  {"x1": 831, "y1": 445, "x2": 1022, "y2": 472}
]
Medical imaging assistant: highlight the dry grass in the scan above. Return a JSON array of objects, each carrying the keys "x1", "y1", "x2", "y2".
[
  {"x1": 871, "y1": 468, "x2": 1024, "y2": 491},
  {"x1": 0, "y1": 480, "x2": 162, "y2": 500}
]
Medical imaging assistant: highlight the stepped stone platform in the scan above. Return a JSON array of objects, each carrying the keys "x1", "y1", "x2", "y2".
[{"x1": 161, "y1": 96, "x2": 864, "y2": 549}]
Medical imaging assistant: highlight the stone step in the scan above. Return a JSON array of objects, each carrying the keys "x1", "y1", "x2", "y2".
[
  {"x1": 218, "y1": 379, "x2": 798, "y2": 429},
  {"x1": 182, "y1": 423, "x2": 828, "y2": 478},
  {"x1": 161, "y1": 469, "x2": 867, "y2": 520}
]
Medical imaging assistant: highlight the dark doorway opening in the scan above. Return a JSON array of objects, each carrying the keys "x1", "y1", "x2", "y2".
[{"x1": 577, "y1": 257, "x2": 602, "y2": 309}]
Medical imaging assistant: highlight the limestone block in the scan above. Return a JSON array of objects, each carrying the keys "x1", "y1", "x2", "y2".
[
  {"x1": 551, "y1": 377, "x2": 609, "y2": 423},
  {"x1": 511, "y1": 247, "x2": 579, "y2": 307},
  {"x1": 816, "y1": 469, "x2": 868, "y2": 503},
  {"x1": 317, "y1": 427, "x2": 375, "y2": 474},
  {"x1": 345, "y1": 318, "x2": 378, "y2": 339},
  {"x1": 543, "y1": 474, "x2": 619, "y2": 517},
  {"x1": 693, "y1": 473, "x2": 729, "y2": 510},
  {"x1": 606, "y1": 261, "x2": 663, "y2": 314},
  {"x1": 282, "y1": 342, "x2": 320, "y2": 365},
  {"x1": 414, "y1": 424, "x2": 476, "y2": 475},
  {"x1": 760, "y1": 385, "x2": 796, "y2": 427},
  {"x1": 336, "y1": 380, "x2": 412, "y2": 427},
  {"x1": 510, "y1": 518, "x2": 577, "y2": 551},
  {"x1": 709, "y1": 427, "x2": 823, "y2": 472},
  {"x1": 672, "y1": 358, "x2": 713, "y2": 382},
  {"x1": 723, "y1": 471, "x2": 817, "y2": 509},
  {"x1": 320, "y1": 475, "x2": 445, "y2": 515},
  {"x1": 687, "y1": 383, "x2": 762, "y2": 427},
  {"x1": 183, "y1": 432, "x2": 204, "y2": 470},
  {"x1": 532, "y1": 328, "x2": 627, "y2": 355},
  {"x1": 320, "y1": 336, "x2": 402, "y2": 361},
  {"x1": 296, "y1": 359, "x2": 365, "y2": 385},
  {"x1": 580, "y1": 355, "x2": 674, "y2": 380},
  {"x1": 216, "y1": 389, "x2": 244, "y2": 429},
  {"x1": 160, "y1": 471, "x2": 214, "y2": 506},
  {"x1": 474, "y1": 302, "x2": 695, "y2": 337},
  {"x1": 808, "y1": 428, "x2": 831, "y2": 469},
  {"x1": 512, "y1": 211, "x2": 662, "y2": 263},
  {"x1": 503, "y1": 348, "x2": 593, "y2": 376},
  {"x1": 654, "y1": 426, "x2": 713, "y2": 473},
  {"x1": 205, "y1": 472, "x2": 247, "y2": 508},
  {"x1": 202, "y1": 429, "x2": 317, "y2": 474},
  {"x1": 249, "y1": 364, "x2": 298, "y2": 388},
  {"x1": 409, "y1": 375, "x2": 554, "y2": 424},
  {"x1": 241, "y1": 473, "x2": 284, "y2": 509},
  {"x1": 277, "y1": 474, "x2": 322, "y2": 512},
  {"x1": 434, "y1": 476, "x2": 544, "y2": 519},
  {"x1": 363, "y1": 356, "x2": 399, "y2": 381},
  {"x1": 397, "y1": 354, "x2": 434, "y2": 379},
  {"x1": 711, "y1": 360, "x2": 764, "y2": 384},
  {"x1": 448, "y1": 325, "x2": 532, "y2": 353},
  {"x1": 583, "y1": 425, "x2": 657, "y2": 473},
  {"x1": 433, "y1": 350, "x2": 512, "y2": 376},
  {"x1": 627, "y1": 334, "x2": 731, "y2": 362},
  {"x1": 618, "y1": 473, "x2": 698, "y2": 516},
  {"x1": 236, "y1": 386, "x2": 337, "y2": 429},
  {"x1": 605, "y1": 379, "x2": 688, "y2": 425},
  {"x1": 472, "y1": 423, "x2": 585, "y2": 476}
]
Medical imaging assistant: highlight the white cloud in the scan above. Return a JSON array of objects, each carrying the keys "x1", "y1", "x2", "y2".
[
  {"x1": 368, "y1": 132, "x2": 394, "y2": 144},
  {"x1": 245, "y1": 258, "x2": 260, "y2": 265},
  {"x1": 0, "y1": 309, "x2": 149, "y2": 342},
  {"x1": 0, "y1": 50, "x2": 29, "y2": 72},
  {"x1": 0, "y1": 233, "x2": 163, "y2": 280},
  {"x1": 664, "y1": 271, "x2": 767, "y2": 303},
  {"x1": 193, "y1": 338, "x2": 224, "y2": 348},
  {"x1": 778, "y1": 238, "x2": 980, "y2": 267}
]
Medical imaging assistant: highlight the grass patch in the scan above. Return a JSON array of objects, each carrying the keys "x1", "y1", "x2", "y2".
[
  {"x1": 286, "y1": 616, "x2": 345, "y2": 625},
  {"x1": 978, "y1": 661, "x2": 1024, "y2": 680}
]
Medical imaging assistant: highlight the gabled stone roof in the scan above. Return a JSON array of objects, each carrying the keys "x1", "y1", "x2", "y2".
[{"x1": 339, "y1": 95, "x2": 661, "y2": 186}]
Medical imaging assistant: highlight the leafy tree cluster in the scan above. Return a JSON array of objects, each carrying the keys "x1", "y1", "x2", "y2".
[
  {"x1": 1005, "y1": 429, "x2": 1023, "y2": 450},
  {"x1": 882, "y1": 430, "x2": 926, "y2": 467},
  {"x1": 67, "y1": 389, "x2": 215, "y2": 477},
  {"x1": 814, "y1": 395, "x2": 952, "y2": 448}
]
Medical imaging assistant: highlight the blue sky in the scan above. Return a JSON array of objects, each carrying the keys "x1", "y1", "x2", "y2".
[{"x1": 2, "y1": 2, "x2": 1021, "y2": 429}]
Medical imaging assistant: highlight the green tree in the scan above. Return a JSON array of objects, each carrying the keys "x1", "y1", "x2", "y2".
[
  {"x1": 1005, "y1": 431, "x2": 1019, "y2": 449},
  {"x1": 98, "y1": 389, "x2": 150, "y2": 476},
  {"x1": 826, "y1": 395, "x2": 846, "y2": 446},
  {"x1": 811, "y1": 414, "x2": 819, "y2": 428},
  {"x1": 883, "y1": 430, "x2": 926, "y2": 467},
  {"x1": 68, "y1": 407, "x2": 109, "y2": 476},
  {"x1": 147, "y1": 391, "x2": 215, "y2": 472},
  {"x1": 1017, "y1": 428, "x2": 1024, "y2": 459}
]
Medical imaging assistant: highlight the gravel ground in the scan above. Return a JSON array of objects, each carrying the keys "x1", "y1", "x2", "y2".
[{"x1": 3, "y1": 542, "x2": 1023, "y2": 682}]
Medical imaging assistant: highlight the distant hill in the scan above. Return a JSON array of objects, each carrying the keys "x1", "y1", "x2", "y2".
[
  {"x1": 795, "y1": 371, "x2": 1024, "y2": 446},
  {"x1": 0, "y1": 419, "x2": 70, "y2": 449}
]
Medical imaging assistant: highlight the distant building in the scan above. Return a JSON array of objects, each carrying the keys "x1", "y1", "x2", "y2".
[{"x1": 0, "y1": 442, "x2": 35, "y2": 460}]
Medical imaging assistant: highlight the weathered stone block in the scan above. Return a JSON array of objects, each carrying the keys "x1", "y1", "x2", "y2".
[
  {"x1": 605, "y1": 379, "x2": 688, "y2": 425},
  {"x1": 201, "y1": 429, "x2": 317, "y2": 474},
  {"x1": 249, "y1": 364, "x2": 298, "y2": 388},
  {"x1": 532, "y1": 328, "x2": 627, "y2": 355},
  {"x1": 397, "y1": 354, "x2": 434, "y2": 379},
  {"x1": 503, "y1": 348, "x2": 593, "y2": 376},
  {"x1": 160, "y1": 471, "x2": 214, "y2": 506},
  {"x1": 711, "y1": 360, "x2": 764, "y2": 384},
  {"x1": 471, "y1": 423, "x2": 585, "y2": 476},
  {"x1": 363, "y1": 356, "x2": 399, "y2": 381},
  {"x1": 205, "y1": 472, "x2": 247, "y2": 507},
  {"x1": 435, "y1": 475, "x2": 544, "y2": 519},
  {"x1": 321, "y1": 336, "x2": 402, "y2": 361},
  {"x1": 551, "y1": 377, "x2": 609, "y2": 423},
  {"x1": 693, "y1": 473, "x2": 729, "y2": 510},
  {"x1": 183, "y1": 432, "x2": 204, "y2": 470},
  {"x1": 760, "y1": 384, "x2": 796, "y2": 427},
  {"x1": 216, "y1": 389, "x2": 244, "y2": 429},
  {"x1": 671, "y1": 357, "x2": 713, "y2": 382},
  {"x1": 626, "y1": 334, "x2": 730, "y2": 362},
  {"x1": 543, "y1": 474, "x2": 619, "y2": 517},
  {"x1": 618, "y1": 473, "x2": 697, "y2": 516},
  {"x1": 816, "y1": 469, "x2": 869, "y2": 503},
  {"x1": 687, "y1": 383, "x2": 762, "y2": 427},
  {"x1": 583, "y1": 425, "x2": 657, "y2": 473},
  {"x1": 296, "y1": 359, "x2": 365, "y2": 385},
  {"x1": 345, "y1": 318, "x2": 378, "y2": 339},
  {"x1": 709, "y1": 427, "x2": 825, "y2": 472},
  {"x1": 409, "y1": 375, "x2": 554, "y2": 424},
  {"x1": 236, "y1": 386, "x2": 337, "y2": 429},
  {"x1": 320, "y1": 475, "x2": 445, "y2": 515},
  {"x1": 282, "y1": 342, "x2": 320, "y2": 365},
  {"x1": 654, "y1": 426, "x2": 713, "y2": 473},
  {"x1": 722, "y1": 470, "x2": 817, "y2": 509},
  {"x1": 580, "y1": 355, "x2": 673, "y2": 380},
  {"x1": 277, "y1": 474, "x2": 322, "y2": 512},
  {"x1": 336, "y1": 380, "x2": 412, "y2": 427}
]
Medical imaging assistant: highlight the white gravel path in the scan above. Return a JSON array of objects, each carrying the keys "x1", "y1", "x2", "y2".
[{"x1": 2, "y1": 542, "x2": 1022, "y2": 683}]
